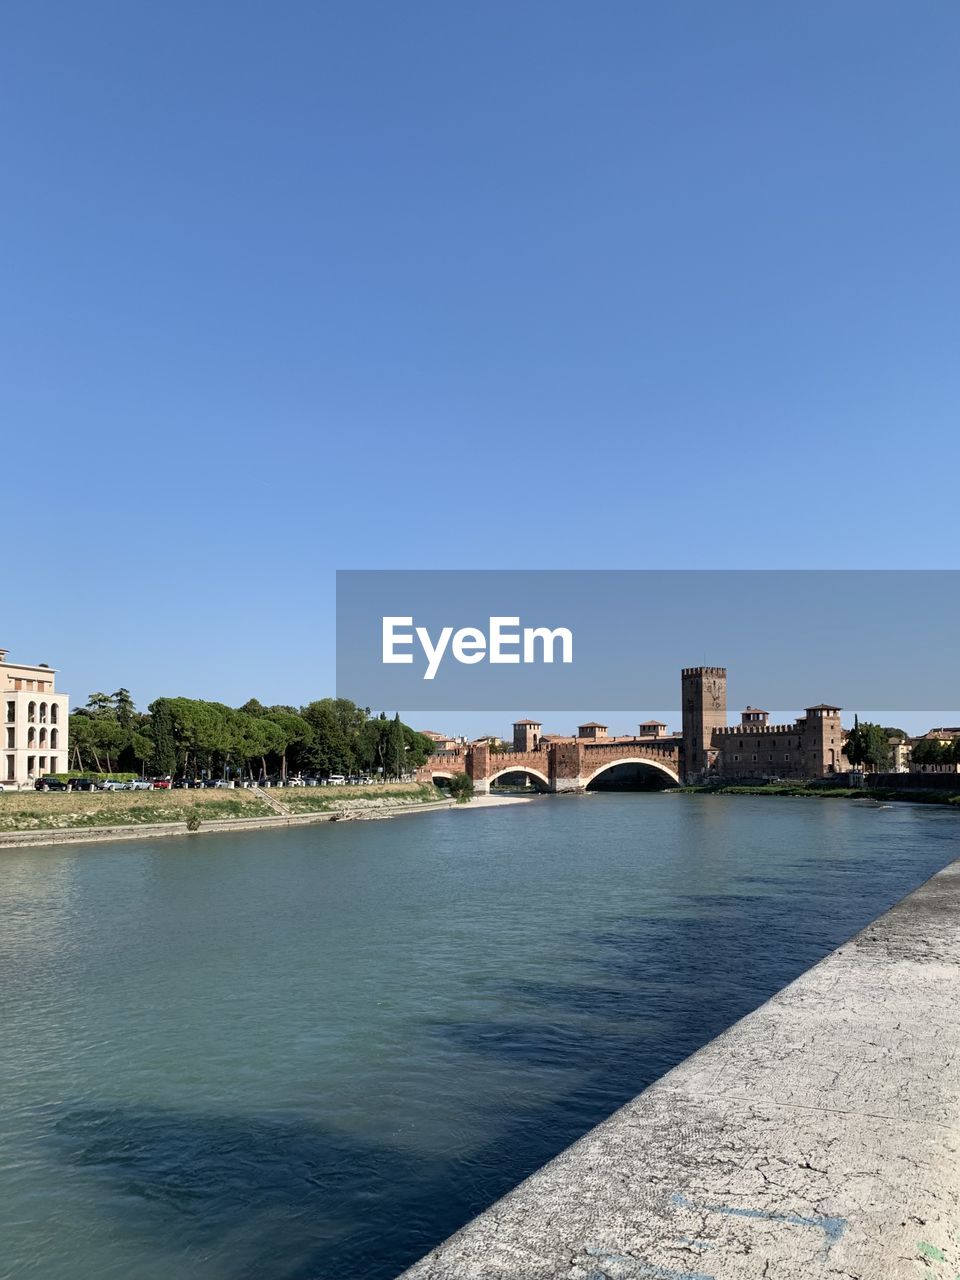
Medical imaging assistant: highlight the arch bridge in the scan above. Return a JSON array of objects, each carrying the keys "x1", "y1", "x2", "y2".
[{"x1": 417, "y1": 738, "x2": 681, "y2": 794}]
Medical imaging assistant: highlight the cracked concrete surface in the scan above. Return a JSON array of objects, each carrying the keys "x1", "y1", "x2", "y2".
[{"x1": 398, "y1": 860, "x2": 960, "y2": 1280}]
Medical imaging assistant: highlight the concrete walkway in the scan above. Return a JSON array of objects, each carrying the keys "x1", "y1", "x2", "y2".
[{"x1": 400, "y1": 860, "x2": 960, "y2": 1280}]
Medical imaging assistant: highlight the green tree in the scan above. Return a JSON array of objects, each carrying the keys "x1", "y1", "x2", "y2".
[
  {"x1": 845, "y1": 720, "x2": 892, "y2": 772},
  {"x1": 264, "y1": 710, "x2": 312, "y2": 780},
  {"x1": 912, "y1": 737, "x2": 947, "y2": 767},
  {"x1": 148, "y1": 698, "x2": 178, "y2": 777},
  {"x1": 387, "y1": 713, "x2": 406, "y2": 778},
  {"x1": 112, "y1": 688, "x2": 136, "y2": 729},
  {"x1": 447, "y1": 773, "x2": 475, "y2": 803}
]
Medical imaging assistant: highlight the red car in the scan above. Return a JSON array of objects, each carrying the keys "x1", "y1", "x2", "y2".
[{"x1": 151, "y1": 778, "x2": 171, "y2": 790}]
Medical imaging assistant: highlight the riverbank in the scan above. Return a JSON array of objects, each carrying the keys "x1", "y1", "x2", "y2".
[
  {"x1": 682, "y1": 780, "x2": 960, "y2": 806},
  {"x1": 0, "y1": 788, "x2": 536, "y2": 850},
  {"x1": 401, "y1": 856, "x2": 960, "y2": 1280}
]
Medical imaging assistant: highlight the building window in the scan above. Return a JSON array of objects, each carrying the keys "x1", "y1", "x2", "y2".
[
  {"x1": 38, "y1": 756, "x2": 46, "y2": 772},
  {"x1": 39, "y1": 728, "x2": 47, "y2": 747},
  {"x1": 752, "y1": 754, "x2": 758, "y2": 762},
  {"x1": 785, "y1": 753, "x2": 790, "y2": 761},
  {"x1": 50, "y1": 756, "x2": 58, "y2": 773},
  {"x1": 5, "y1": 701, "x2": 13, "y2": 723},
  {"x1": 51, "y1": 704, "x2": 59, "y2": 725},
  {"x1": 27, "y1": 727, "x2": 36, "y2": 747},
  {"x1": 27, "y1": 701, "x2": 36, "y2": 723},
  {"x1": 39, "y1": 702, "x2": 47, "y2": 724},
  {"x1": 51, "y1": 728, "x2": 58, "y2": 749},
  {"x1": 5, "y1": 755, "x2": 14, "y2": 782},
  {"x1": 5, "y1": 727, "x2": 12, "y2": 749}
]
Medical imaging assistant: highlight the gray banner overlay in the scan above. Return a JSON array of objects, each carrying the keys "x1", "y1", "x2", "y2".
[{"x1": 336, "y1": 570, "x2": 959, "y2": 712}]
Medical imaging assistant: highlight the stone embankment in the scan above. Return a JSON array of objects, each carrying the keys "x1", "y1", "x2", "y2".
[
  {"x1": 400, "y1": 860, "x2": 960, "y2": 1280},
  {"x1": 0, "y1": 792, "x2": 535, "y2": 851}
]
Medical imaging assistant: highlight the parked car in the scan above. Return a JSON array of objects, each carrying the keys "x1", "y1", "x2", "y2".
[
  {"x1": 100, "y1": 779, "x2": 127, "y2": 791},
  {"x1": 286, "y1": 777, "x2": 305, "y2": 787},
  {"x1": 35, "y1": 777, "x2": 69, "y2": 791},
  {"x1": 70, "y1": 778, "x2": 99, "y2": 791},
  {"x1": 328, "y1": 774, "x2": 346, "y2": 785},
  {"x1": 129, "y1": 779, "x2": 153, "y2": 790},
  {"x1": 151, "y1": 779, "x2": 171, "y2": 790}
]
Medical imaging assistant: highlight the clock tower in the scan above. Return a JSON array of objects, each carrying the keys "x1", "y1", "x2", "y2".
[{"x1": 681, "y1": 666, "x2": 727, "y2": 782}]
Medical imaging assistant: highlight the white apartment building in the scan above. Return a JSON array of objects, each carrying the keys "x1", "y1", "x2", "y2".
[{"x1": 1, "y1": 648, "x2": 70, "y2": 788}]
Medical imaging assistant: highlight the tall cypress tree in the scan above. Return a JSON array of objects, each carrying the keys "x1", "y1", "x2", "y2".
[
  {"x1": 148, "y1": 698, "x2": 177, "y2": 778},
  {"x1": 389, "y1": 712, "x2": 406, "y2": 778}
]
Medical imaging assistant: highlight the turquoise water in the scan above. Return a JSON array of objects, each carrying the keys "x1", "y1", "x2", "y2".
[{"x1": 0, "y1": 795, "x2": 956, "y2": 1279}]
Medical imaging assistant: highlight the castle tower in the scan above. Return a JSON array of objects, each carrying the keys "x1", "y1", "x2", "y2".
[
  {"x1": 741, "y1": 706, "x2": 770, "y2": 727},
  {"x1": 513, "y1": 719, "x2": 541, "y2": 752},
  {"x1": 681, "y1": 667, "x2": 727, "y2": 782},
  {"x1": 800, "y1": 704, "x2": 843, "y2": 776}
]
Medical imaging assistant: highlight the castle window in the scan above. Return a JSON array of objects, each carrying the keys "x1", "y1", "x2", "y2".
[
  {"x1": 752, "y1": 754, "x2": 757, "y2": 762},
  {"x1": 733, "y1": 754, "x2": 740, "y2": 762},
  {"x1": 785, "y1": 753, "x2": 790, "y2": 761}
]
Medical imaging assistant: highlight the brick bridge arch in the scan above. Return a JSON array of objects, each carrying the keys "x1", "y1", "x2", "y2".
[
  {"x1": 418, "y1": 738, "x2": 682, "y2": 794},
  {"x1": 485, "y1": 764, "x2": 551, "y2": 791},
  {"x1": 582, "y1": 756, "x2": 680, "y2": 788}
]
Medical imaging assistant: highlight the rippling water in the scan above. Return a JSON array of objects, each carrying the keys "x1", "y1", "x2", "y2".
[{"x1": 0, "y1": 795, "x2": 956, "y2": 1279}]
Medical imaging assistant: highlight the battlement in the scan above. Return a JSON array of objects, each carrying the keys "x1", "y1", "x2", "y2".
[
  {"x1": 713, "y1": 724, "x2": 799, "y2": 737},
  {"x1": 682, "y1": 666, "x2": 727, "y2": 678}
]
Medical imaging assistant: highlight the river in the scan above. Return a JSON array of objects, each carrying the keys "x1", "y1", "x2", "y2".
[{"x1": 0, "y1": 794, "x2": 956, "y2": 1279}]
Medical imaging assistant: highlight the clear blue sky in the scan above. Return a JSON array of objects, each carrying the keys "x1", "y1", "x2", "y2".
[{"x1": 2, "y1": 1, "x2": 958, "y2": 725}]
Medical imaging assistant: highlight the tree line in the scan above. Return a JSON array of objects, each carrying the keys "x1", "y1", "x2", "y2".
[
  {"x1": 68, "y1": 690, "x2": 435, "y2": 781},
  {"x1": 910, "y1": 736, "x2": 960, "y2": 767}
]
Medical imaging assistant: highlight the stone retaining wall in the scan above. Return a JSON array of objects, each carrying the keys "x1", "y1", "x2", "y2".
[{"x1": 400, "y1": 860, "x2": 960, "y2": 1279}]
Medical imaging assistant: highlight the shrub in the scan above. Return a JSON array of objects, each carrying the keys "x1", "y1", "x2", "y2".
[{"x1": 447, "y1": 773, "x2": 475, "y2": 803}]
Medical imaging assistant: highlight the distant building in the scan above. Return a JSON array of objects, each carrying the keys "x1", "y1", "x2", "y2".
[
  {"x1": 638, "y1": 720, "x2": 668, "y2": 739},
  {"x1": 577, "y1": 721, "x2": 608, "y2": 741},
  {"x1": 888, "y1": 735, "x2": 912, "y2": 773},
  {"x1": 513, "y1": 719, "x2": 541, "y2": 751},
  {"x1": 1, "y1": 648, "x2": 70, "y2": 788},
  {"x1": 419, "y1": 729, "x2": 460, "y2": 752}
]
